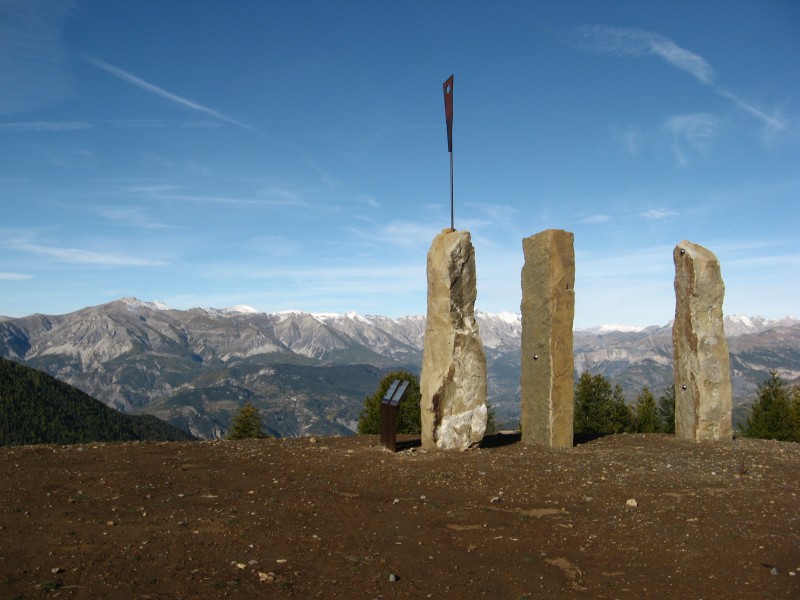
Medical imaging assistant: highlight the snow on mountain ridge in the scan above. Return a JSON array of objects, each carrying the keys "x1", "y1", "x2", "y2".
[
  {"x1": 476, "y1": 310, "x2": 520, "y2": 326},
  {"x1": 199, "y1": 304, "x2": 260, "y2": 317},
  {"x1": 117, "y1": 299, "x2": 799, "y2": 335},
  {"x1": 122, "y1": 297, "x2": 170, "y2": 313},
  {"x1": 724, "y1": 314, "x2": 800, "y2": 335},
  {"x1": 580, "y1": 324, "x2": 646, "y2": 334},
  {"x1": 221, "y1": 305, "x2": 260, "y2": 315}
]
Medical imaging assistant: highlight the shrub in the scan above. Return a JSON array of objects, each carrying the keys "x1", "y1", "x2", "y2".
[{"x1": 358, "y1": 370, "x2": 420, "y2": 435}]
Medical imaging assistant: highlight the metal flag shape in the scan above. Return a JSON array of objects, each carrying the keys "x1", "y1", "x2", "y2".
[
  {"x1": 443, "y1": 75, "x2": 454, "y2": 152},
  {"x1": 443, "y1": 75, "x2": 454, "y2": 229}
]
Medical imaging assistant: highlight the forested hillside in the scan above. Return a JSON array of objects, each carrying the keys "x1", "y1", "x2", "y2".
[{"x1": 0, "y1": 358, "x2": 195, "y2": 445}]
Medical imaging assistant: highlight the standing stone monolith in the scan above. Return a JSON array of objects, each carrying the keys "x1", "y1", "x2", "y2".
[
  {"x1": 672, "y1": 240, "x2": 732, "y2": 441},
  {"x1": 420, "y1": 229, "x2": 488, "y2": 450},
  {"x1": 520, "y1": 229, "x2": 575, "y2": 447}
]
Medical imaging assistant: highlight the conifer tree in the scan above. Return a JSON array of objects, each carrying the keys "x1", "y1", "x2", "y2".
[
  {"x1": 485, "y1": 403, "x2": 499, "y2": 435},
  {"x1": 633, "y1": 387, "x2": 660, "y2": 433},
  {"x1": 742, "y1": 371, "x2": 800, "y2": 442},
  {"x1": 657, "y1": 384, "x2": 676, "y2": 433},
  {"x1": 608, "y1": 384, "x2": 633, "y2": 433},
  {"x1": 227, "y1": 402, "x2": 268, "y2": 440},
  {"x1": 574, "y1": 372, "x2": 631, "y2": 434}
]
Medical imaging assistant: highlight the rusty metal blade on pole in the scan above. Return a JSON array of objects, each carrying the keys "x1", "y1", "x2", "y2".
[{"x1": 443, "y1": 75, "x2": 454, "y2": 230}]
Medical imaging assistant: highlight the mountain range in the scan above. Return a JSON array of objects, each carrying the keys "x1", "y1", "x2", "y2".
[{"x1": 1, "y1": 297, "x2": 798, "y2": 439}]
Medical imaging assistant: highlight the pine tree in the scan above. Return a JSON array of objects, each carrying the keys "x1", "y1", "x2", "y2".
[
  {"x1": 792, "y1": 386, "x2": 800, "y2": 427},
  {"x1": 742, "y1": 371, "x2": 800, "y2": 442},
  {"x1": 574, "y1": 372, "x2": 607, "y2": 433},
  {"x1": 633, "y1": 387, "x2": 660, "y2": 433},
  {"x1": 608, "y1": 384, "x2": 633, "y2": 433},
  {"x1": 657, "y1": 384, "x2": 676, "y2": 433},
  {"x1": 358, "y1": 370, "x2": 421, "y2": 435},
  {"x1": 574, "y1": 372, "x2": 622, "y2": 434},
  {"x1": 227, "y1": 402, "x2": 268, "y2": 440}
]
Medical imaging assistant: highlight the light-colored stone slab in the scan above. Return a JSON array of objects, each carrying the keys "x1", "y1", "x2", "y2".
[
  {"x1": 420, "y1": 229, "x2": 487, "y2": 450},
  {"x1": 520, "y1": 229, "x2": 575, "y2": 447},
  {"x1": 672, "y1": 240, "x2": 733, "y2": 441}
]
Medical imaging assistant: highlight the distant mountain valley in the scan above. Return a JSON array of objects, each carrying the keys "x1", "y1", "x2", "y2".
[{"x1": 1, "y1": 297, "x2": 798, "y2": 439}]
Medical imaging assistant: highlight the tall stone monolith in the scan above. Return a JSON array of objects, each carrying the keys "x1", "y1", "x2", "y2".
[
  {"x1": 420, "y1": 229, "x2": 488, "y2": 450},
  {"x1": 673, "y1": 240, "x2": 732, "y2": 441},
  {"x1": 520, "y1": 229, "x2": 575, "y2": 447}
]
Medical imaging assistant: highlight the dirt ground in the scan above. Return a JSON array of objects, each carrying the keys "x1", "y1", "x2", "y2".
[{"x1": 1, "y1": 433, "x2": 799, "y2": 599}]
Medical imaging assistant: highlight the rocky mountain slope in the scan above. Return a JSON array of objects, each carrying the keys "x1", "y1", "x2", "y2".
[{"x1": 1, "y1": 297, "x2": 797, "y2": 438}]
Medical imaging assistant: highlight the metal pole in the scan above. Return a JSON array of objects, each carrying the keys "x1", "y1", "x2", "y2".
[{"x1": 450, "y1": 150, "x2": 454, "y2": 230}]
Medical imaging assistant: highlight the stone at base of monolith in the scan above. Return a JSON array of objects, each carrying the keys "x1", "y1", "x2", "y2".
[
  {"x1": 520, "y1": 229, "x2": 575, "y2": 447},
  {"x1": 420, "y1": 229, "x2": 487, "y2": 450},
  {"x1": 673, "y1": 240, "x2": 733, "y2": 441}
]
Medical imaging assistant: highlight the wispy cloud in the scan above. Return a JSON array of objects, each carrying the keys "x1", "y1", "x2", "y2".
[
  {"x1": 102, "y1": 182, "x2": 311, "y2": 208},
  {"x1": 351, "y1": 219, "x2": 440, "y2": 249},
  {"x1": 726, "y1": 253, "x2": 800, "y2": 268},
  {"x1": 184, "y1": 260, "x2": 427, "y2": 316},
  {"x1": 258, "y1": 186, "x2": 310, "y2": 207},
  {"x1": 45, "y1": 145, "x2": 98, "y2": 168},
  {"x1": 663, "y1": 113, "x2": 719, "y2": 166},
  {"x1": 102, "y1": 118, "x2": 222, "y2": 130},
  {"x1": 109, "y1": 183, "x2": 184, "y2": 195},
  {"x1": 360, "y1": 195, "x2": 380, "y2": 208},
  {"x1": 0, "y1": 272, "x2": 33, "y2": 280},
  {"x1": 716, "y1": 90, "x2": 787, "y2": 139},
  {"x1": 614, "y1": 125, "x2": 642, "y2": 156},
  {"x1": 243, "y1": 235, "x2": 303, "y2": 257},
  {"x1": 10, "y1": 241, "x2": 166, "y2": 266},
  {"x1": 0, "y1": 0, "x2": 77, "y2": 116},
  {"x1": 576, "y1": 243, "x2": 676, "y2": 280},
  {"x1": 466, "y1": 203, "x2": 519, "y2": 228},
  {"x1": 80, "y1": 54, "x2": 259, "y2": 134},
  {"x1": 160, "y1": 194, "x2": 276, "y2": 205},
  {"x1": 582, "y1": 214, "x2": 610, "y2": 224},
  {"x1": 152, "y1": 191, "x2": 308, "y2": 207},
  {"x1": 708, "y1": 239, "x2": 792, "y2": 254},
  {"x1": 0, "y1": 118, "x2": 227, "y2": 132},
  {"x1": 304, "y1": 158, "x2": 344, "y2": 190},
  {"x1": 573, "y1": 26, "x2": 788, "y2": 139},
  {"x1": 573, "y1": 26, "x2": 714, "y2": 83},
  {"x1": 640, "y1": 208, "x2": 677, "y2": 220},
  {"x1": 0, "y1": 121, "x2": 92, "y2": 132},
  {"x1": 93, "y1": 206, "x2": 174, "y2": 229},
  {"x1": 180, "y1": 120, "x2": 222, "y2": 129}
]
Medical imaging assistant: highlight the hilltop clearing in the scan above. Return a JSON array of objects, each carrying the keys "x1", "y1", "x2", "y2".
[{"x1": 1, "y1": 434, "x2": 798, "y2": 598}]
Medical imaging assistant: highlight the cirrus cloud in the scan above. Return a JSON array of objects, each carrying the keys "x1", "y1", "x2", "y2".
[
  {"x1": 572, "y1": 26, "x2": 714, "y2": 83},
  {"x1": 0, "y1": 272, "x2": 33, "y2": 280},
  {"x1": 663, "y1": 113, "x2": 719, "y2": 166}
]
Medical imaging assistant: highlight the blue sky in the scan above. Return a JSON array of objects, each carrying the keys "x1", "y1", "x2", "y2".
[{"x1": 1, "y1": 1, "x2": 798, "y2": 327}]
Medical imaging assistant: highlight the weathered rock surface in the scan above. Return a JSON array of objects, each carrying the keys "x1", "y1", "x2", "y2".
[
  {"x1": 520, "y1": 229, "x2": 575, "y2": 447},
  {"x1": 672, "y1": 240, "x2": 733, "y2": 441},
  {"x1": 420, "y1": 229, "x2": 487, "y2": 450}
]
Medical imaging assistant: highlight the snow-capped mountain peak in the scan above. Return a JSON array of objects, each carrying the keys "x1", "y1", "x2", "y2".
[
  {"x1": 122, "y1": 297, "x2": 171, "y2": 312},
  {"x1": 580, "y1": 324, "x2": 646, "y2": 334},
  {"x1": 222, "y1": 305, "x2": 260, "y2": 315},
  {"x1": 724, "y1": 314, "x2": 800, "y2": 336}
]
